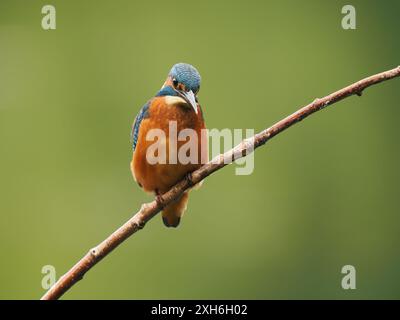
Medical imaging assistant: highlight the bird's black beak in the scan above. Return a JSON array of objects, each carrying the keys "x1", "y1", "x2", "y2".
[{"x1": 176, "y1": 89, "x2": 198, "y2": 114}]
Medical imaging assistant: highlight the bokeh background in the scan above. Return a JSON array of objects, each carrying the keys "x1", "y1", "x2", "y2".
[{"x1": 1, "y1": 0, "x2": 399, "y2": 299}]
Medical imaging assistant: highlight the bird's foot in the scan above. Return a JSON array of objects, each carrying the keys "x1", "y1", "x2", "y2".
[
  {"x1": 155, "y1": 193, "x2": 165, "y2": 208},
  {"x1": 185, "y1": 172, "x2": 194, "y2": 187}
]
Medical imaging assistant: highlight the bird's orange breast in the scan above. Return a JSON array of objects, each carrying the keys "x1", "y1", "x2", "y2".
[{"x1": 131, "y1": 97, "x2": 207, "y2": 194}]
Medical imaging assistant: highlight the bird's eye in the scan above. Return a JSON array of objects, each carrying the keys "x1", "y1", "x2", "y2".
[{"x1": 172, "y1": 78, "x2": 178, "y2": 87}]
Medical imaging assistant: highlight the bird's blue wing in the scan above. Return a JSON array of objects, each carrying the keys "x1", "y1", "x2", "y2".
[{"x1": 131, "y1": 100, "x2": 151, "y2": 151}]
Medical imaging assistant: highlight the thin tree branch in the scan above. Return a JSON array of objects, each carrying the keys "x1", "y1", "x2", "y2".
[{"x1": 41, "y1": 66, "x2": 400, "y2": 300}]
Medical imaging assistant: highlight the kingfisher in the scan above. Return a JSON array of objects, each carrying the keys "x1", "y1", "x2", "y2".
[{"x1": 130, "y1": 63, "x2": 208, "y2": 227}]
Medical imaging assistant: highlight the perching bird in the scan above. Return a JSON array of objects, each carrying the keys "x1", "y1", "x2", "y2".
[{"x1": 130, "y1": 63, "x2": 207, "y2": 227}]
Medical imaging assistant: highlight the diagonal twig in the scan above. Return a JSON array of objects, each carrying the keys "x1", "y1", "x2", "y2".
[{"x1": 41, "y1": 66, "x2": 400, "y2": 300}]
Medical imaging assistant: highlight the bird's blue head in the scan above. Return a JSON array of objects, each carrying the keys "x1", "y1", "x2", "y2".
[
  {"x1": 158, "y1": 63, "x2": 201, "y2": 113},
  {"x1": 168, "y1": 63, "x2": 201, "y2": 94}
]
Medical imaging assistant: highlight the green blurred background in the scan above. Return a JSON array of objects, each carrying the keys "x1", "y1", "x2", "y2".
[{"x1": 1, "y1": 0, "x2": 399, "y2": 299}]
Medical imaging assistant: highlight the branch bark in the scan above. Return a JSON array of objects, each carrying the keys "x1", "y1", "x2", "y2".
[{"x1": 41, "y1": 66, "x2": 400, "y2": 300}]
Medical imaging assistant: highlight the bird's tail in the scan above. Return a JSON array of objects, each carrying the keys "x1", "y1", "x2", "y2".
[{"x1": 162, "y1": 192, "x2": 189, "y2": 228}]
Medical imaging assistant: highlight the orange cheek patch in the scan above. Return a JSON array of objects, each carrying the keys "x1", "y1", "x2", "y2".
[{"x1": 163, "y1": 77, "x2": 174, "y2": 87}]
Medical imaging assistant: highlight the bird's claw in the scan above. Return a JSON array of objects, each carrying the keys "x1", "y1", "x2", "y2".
[
  {"x1": 185, "y1": 172, "x2": 194, "y2": 186},
  {"x1": 155, "y1": 194, "x2": 165, "y2": 208}
]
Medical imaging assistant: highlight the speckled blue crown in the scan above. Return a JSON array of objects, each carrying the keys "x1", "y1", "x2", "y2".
[{"x1": 169, "y1": 63, "x2": 201, "y2": 93}]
